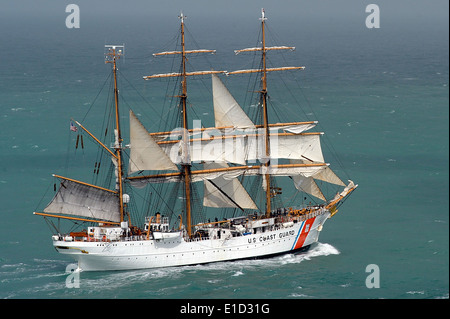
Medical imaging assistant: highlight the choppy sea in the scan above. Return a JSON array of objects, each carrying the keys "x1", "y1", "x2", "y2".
[{"x1": 0, "y1": 1, "x2": 448, "y2": 301}]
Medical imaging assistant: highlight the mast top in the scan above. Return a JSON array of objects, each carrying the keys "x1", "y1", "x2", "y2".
[
  {"x1": 179, "y1": 11, "x2": 186, "y2": 23},
  {"x1": 259, "y1": 8, "x2": 267, "y2": 21},
  {"x1": 105, "y1": 44, "x2": 125, "y2": 64}
]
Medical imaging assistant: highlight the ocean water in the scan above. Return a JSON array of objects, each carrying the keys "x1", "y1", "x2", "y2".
[{"x1": 0, "y1": 1, "x2": 448, "y2": 300}]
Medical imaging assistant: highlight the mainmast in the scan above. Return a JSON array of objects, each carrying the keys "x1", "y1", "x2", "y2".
[
  {"x1": 105, "y1": 45, "x2": 125, "y2": 222},
  {"x1": 228, "y1": 9, "x2": 305, "y2": 217},
  {"x1": 143, "y1": 12, "x2": 225, "y2": 238}
]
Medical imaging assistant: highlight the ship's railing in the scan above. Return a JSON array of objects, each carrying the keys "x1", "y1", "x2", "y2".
[
  {"x1": 59, "y1": 234, "x2": 149, "y2": 243},
  {"x1": 296, "y1": 208, "x2": 326, "y2": 222},
  {"x1": 57, "y1": 208, "x2": 328, "y2": 243}
]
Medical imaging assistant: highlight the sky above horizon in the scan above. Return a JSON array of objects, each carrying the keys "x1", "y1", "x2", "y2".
[{"x1": 2, "y1": 0, "x2": 448, "y2": 22}]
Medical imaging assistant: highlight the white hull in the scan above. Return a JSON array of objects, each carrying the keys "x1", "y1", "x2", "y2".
[{"x1": 53, "y1": 213, "x2": 330, "y2": 271}]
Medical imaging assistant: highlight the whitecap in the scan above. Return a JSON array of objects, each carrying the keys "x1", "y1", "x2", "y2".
[
  {"x1": 1, "y1": 262, "x2": 25, "y2": 269},
  {"x1": 289, "y1": 293, "x2": 311, "y2": 298},
  {"x1": 435, "y1": 293, "x2": 449, "y2": 299},
  {"x1": 406, "y1": 291, "x2": 425, "y2": 295}
]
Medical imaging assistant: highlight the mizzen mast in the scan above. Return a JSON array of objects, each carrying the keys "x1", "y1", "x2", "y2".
[{"x1": 143, "y1": 12, "x2": 225, "y2": 238}]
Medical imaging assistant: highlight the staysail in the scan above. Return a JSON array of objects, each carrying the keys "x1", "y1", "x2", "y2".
[
  {"x1": 203, "y1": 162, "x2": 258, "y2": 210},
  {"x1": 212, "y1": 73, "x2": 254, "y2": 128},
  {"x1": 128, "y1": 110, "x2": 178, "y2": 173}
]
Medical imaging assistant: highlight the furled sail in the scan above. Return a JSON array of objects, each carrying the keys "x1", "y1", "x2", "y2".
[
  {"x1": 129, "y1": 110, "x2": 178, "y2": 173},
  {"x1": 149, "y1": 121, "x2": 317, "y2": 142},
  {"x1": 128, "y1": 163, "x2": 329, "y2": 186},
  {"x1": 203, "y1": 162, "x2": 258, "y2": 210},
  {"x1": 282, "y1": 123, "x2": 317, "y2": 134},
  {"x1": 212, "y1": 74, "x2": 254, "y2": 128},
  {"x1": 44, "y1": 177, "x2": 120, "y2": 222}
]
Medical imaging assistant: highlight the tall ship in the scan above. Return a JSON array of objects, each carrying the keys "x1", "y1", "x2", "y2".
[{"x1": 34, "y1": 10, "x2": 357, "y2": 271}]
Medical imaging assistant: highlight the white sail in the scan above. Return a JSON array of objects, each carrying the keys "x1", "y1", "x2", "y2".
[
  {"x1": 312, "y1": 166, "x2": 345, "y2": 186},
  {"x1": 246, "y1": 132, "x2": 325, "y2": 163},
  {"x1": 290, "y1": 159, "x2": 345, "y2": 186},
  {"x1": 292, "y1": 175, "x2": 326, "y2": 201},
  {"x1": 129, "y1": 110, "x2": 178, "y2": 173},
  {"x1": 159, "y1": 132, "x2": 324, "y2": 166},
  {"x1": 212, "y1": 74, "x2": 254, "y2": 128},
  {"x1": 44, "y1": 178, "x2": 120, "y2": 222},
  {"x1": 160, "y1": 136, "x2": 247, "y2": 165},
  {"x1": 203, "y1": 162, "x2": 258, "y2": 210}
]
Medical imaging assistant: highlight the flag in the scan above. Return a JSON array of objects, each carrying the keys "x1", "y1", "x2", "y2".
[{"x1": 70, "y1": 121, "x2": 78, "y2": 132}]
